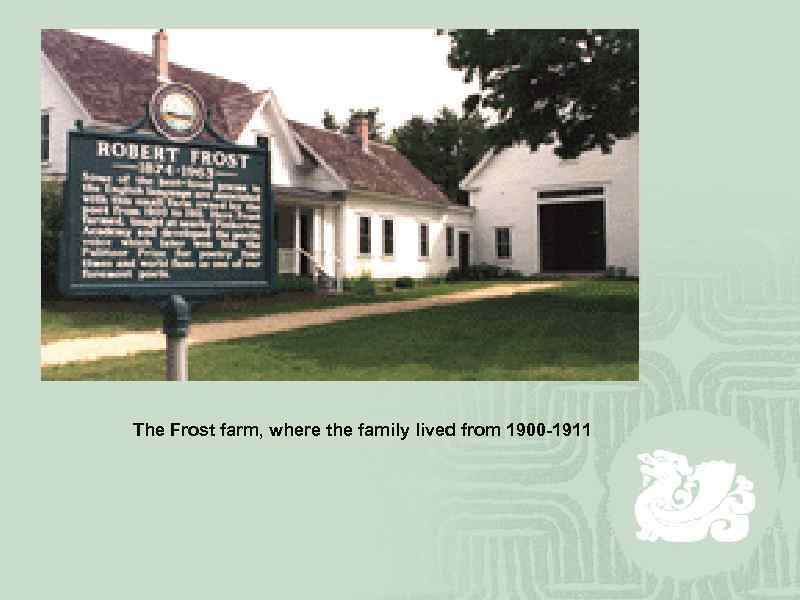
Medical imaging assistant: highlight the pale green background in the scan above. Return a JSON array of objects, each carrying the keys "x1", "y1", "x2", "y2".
[
  {"x1": 4, "y1": 2, "x2": 800, "y2": 598},
  {"x1": 608, "y1": 411, "x2": 781, "y2": 579}
]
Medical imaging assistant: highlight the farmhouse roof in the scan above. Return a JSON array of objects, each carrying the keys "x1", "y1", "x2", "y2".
[
  {"x1": 41, "y1": 29, "x2": 263, "y2": 140},
  {"x1": 290, "y1": 121, "x2": 449, "y2": 204},
  {"x1": 42, "y1": 29, "x2": 450, "y2": 204}
]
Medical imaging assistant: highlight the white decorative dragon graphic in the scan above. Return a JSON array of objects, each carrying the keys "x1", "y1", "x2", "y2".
[{"x1": 635, "y1": 449, "x2": 755, "y2": 543}]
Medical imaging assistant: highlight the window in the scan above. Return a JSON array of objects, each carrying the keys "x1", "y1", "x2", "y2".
[
  {"x1": 419, "y1": 223, "x2": 429, "y2": 258},
  {"x1": 446, "y1": 226, "x2": 454, "y2": 258},
  {"x1": 358, "y1": 216, "x2": 371, "y2": 256},
  {"x1": 382, "y1": 218, "x2": 394, "y2": 257},
  {"x1": 41, "y1": 112, "x2": 50, "y2": 162},
  {"x1": 495, "y1": 227, "x2": 512, "y2": 259}
]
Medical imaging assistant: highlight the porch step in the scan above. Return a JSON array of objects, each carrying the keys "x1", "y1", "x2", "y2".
[{"x1": 315, "y1": 271, "x2": 338, "y2": 295}]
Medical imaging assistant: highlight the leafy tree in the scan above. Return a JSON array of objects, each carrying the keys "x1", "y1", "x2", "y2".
[
  {"x1": 342, "y1": 108, "x2": 385, "y2": 142},
  {"x1": 391, "y1": 107, "x2": 488, "y2": 204},
  {"x1": 41, "y1": 181, "x2": 63, "y2": 299},
  {"x1": 442, "y1": 29, "x2": 638, "y2": 158},
  {"x1": 321, "y1": 108, "x2": 386, "y2": 142},
  {"x1": 322, "y1": 109, "x2": 338, "y2": 131}
]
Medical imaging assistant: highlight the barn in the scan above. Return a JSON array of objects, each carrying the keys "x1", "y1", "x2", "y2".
[{"x1": 460, "y1": 137, "x2": 639, "y2": 277}]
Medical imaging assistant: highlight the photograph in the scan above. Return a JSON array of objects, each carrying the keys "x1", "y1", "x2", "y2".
[{"x1": 40, "y1": 28, "x2": 639, "y2": 380}]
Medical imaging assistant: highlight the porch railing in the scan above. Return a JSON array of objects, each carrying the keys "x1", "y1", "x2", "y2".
[{"x1": 277, "y1": 247, "x2": 343, "y2": 294}]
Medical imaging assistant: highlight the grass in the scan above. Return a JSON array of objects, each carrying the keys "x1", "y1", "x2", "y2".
[
  {"x1": 40, "y1": 280, "x2": 493, "y2": 344},
  {"x1": 42, "y1": 280, "x2": 638, "y2": 381}
]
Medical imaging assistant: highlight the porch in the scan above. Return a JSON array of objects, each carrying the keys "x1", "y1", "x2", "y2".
[{"x1": 274, "y1": 199, "x2": 341, "y2": 285}]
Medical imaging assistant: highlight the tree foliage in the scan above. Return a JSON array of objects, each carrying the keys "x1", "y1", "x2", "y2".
[
  {"x1": 322, "y1": 109, "x2": 338, "y2": 131},
  {"x1": 391, "y1": 107, "x2": 488, "y2": 204},
  {"x1": 41, "y1": 181, "x2": 63, "y2": 299},
  {"x1": 342, "y1": 108, "x2": 385, "y2": 142},
  {"x1": 443, "y1": 29, "x2": 638, "y2": 158},
  {"x1": 322, "y1": 108, "x2": 386, "y2": 142}
]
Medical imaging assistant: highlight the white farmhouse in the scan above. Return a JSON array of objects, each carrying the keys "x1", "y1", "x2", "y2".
[
  {"x1": 41, "y1": 29, "x2": 638, "y2": 284},
  {"x1": 41, "y1": 29, "x2": 474, "y2": 285},
  {"x1": 460, "y1": 137, "x2": 639, "y2": 277}
]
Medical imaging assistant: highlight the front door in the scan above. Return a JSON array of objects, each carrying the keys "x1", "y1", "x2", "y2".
[{"x1": 458, "y1": 232, "x2": 470, "y2": 271}]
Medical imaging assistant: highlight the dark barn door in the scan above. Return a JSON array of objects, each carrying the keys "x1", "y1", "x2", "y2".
[
  {"x1": 458, "y1": 232, "x2": 470, "y2": 271},
  {"x1": 539, "y1": 201, "x2": 605, "y2": 271}
]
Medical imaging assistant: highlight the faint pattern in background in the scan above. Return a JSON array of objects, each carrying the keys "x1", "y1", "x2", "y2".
[{"x1": 433, "y1": 239, "x2": 800, "y2": 597}]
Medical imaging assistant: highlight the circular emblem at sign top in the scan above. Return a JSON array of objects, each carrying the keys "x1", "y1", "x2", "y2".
[{"x1": 149, "y1": 83, "x2": 205, "y2": 142}]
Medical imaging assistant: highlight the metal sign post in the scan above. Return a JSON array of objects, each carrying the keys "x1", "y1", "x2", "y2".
[
  {"x1": 58, "y1": 83, "x2": 273, "y2": 381},
  {"x1": 161, "y1": 295, "x2": 190, "y2": 381}
]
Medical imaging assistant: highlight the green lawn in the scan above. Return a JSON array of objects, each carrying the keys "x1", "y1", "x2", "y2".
[
  {"x1": 42, "y1": 280, "x2": 638, "y2": 381},
  {"x1": 40, "y1": 281, "x2": 492, "y2": 344}
]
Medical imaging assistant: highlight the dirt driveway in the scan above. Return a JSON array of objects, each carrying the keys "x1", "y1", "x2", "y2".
[{"x1": 41, "y1": 281, "x2": 561, "y2": 366}]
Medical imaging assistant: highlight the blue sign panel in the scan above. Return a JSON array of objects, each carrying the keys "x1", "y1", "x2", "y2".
[{"x1": 60, "y1": 128, "x2": 273, "y2": 297}]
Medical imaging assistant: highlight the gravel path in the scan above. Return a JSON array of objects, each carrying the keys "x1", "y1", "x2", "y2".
[{"x1": 41, "y1": 282, "x2": 561, "y2": 366}]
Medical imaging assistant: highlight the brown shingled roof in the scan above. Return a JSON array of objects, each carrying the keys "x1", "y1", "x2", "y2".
[
  {"x1": 290, "y1": 121, "x2": 449, "y2": 204},
  {"x1": 42, "y1": 29, "x2": 450, "y2": 205},
  {"x1": 218, "y1": 91, "x2": 268, "y2": 140},
  {"x1": 41, "y1": 29, "x2": 260, "y2": 140}
]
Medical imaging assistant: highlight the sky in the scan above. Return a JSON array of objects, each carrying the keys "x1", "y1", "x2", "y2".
[{"x1": 76, "y1": 29, "x2": 481, "y2": 133}]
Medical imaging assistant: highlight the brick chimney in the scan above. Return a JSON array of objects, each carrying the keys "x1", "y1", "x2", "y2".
[
  {"x1": 153, "y1": 29, "x2": 169, "y2": 83},
  {"x1": 355, "y1": 116, "x2": 369, "y2": 153}
]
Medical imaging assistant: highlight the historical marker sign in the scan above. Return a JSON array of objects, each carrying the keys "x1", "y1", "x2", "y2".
[{"x1": 60, "y1": 127, "x2": 272, "y2": 297}]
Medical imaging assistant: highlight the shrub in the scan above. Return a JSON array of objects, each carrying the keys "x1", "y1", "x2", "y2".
[
  {"x1": 41, "y1": 181, "x2": 64, "y2": 299},
  {"x1": 446, "y1": 267, "x2": 462, "y2": 281},
  {"x1": 394, "y1": 276, "x2": 414, "y2": 289},
  {"x1": 479, "y1": 263, "x2": 501, "y2": 279},
  {"x1": 499, "y1": 267, "x2": 524, "y2": 279},
  {"x1": 446, "y1": 263, "x2": 523, "y2": 282},
  {"x1": 276, "y1": 275, "x2": 316, "y2": 292},
  {"x1": 349, "y1": 273, "x2": 376, "y2": 296},
  {"x1": 606, "y1": 265, "x2": 628, "y2": 279}
]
